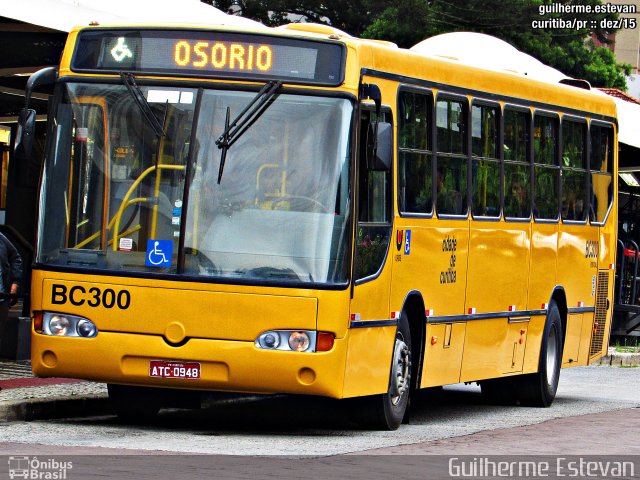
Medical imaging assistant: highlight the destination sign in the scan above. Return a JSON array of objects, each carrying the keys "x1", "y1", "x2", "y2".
[{"x1": 71, "y1": 29, "x2": 345, "y2": 86}]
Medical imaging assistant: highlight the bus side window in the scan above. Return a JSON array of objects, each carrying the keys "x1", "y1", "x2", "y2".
[
  {"x1": 356, "y1": 109, "x2": 392, "y2": 280},
  {"x1": 589, "y1": 123, "x2": 613, "y2": 224},
  {"x1": 533, "y1": 112, "x2": 559, "y2": 221},
  {"x1": 398, "y1": 90, "x2": 433, "y2": 215},
  {"x1": 471, "y1": 102, "x2": 500, "y2": 218},
  {"x1": 436, "y1": 96, "x2": 467, "y2": 216},
  {"x1": 561, "y1": 119, "x2": 587, "y2": 222},
  {"x1": 504, "y1": 107, "x2": 532, "y2": 220}
]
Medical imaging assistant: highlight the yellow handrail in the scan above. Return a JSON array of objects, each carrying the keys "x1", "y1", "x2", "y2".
[
  {"x1": 107, "y1": 224, "x2": 142, "y2": 247},
  {"x1": 112, "y1": 164, "x2": 185, "y2": 250},
  {"x1": 73, "y1": 197, "x2": 149, "y2": 249}
]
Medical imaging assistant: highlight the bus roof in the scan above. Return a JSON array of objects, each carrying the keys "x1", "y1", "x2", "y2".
[{"x1": 63, "y1": 21, "x2": 617, "y2": 121}]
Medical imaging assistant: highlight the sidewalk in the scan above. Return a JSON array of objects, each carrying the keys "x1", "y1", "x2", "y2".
[
  {"x1": 0, "y1": 360, "x2": 109, "y2": 421},
  {"x1": 597, "y1": 346, "x2": 640, "y2": 366},
  {"x1": 0, "y1": 347, "x2": 637, "y2": 423}
]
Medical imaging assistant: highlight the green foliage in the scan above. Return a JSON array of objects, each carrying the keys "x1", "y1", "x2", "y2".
[{"x1": 203, "y1": 0, "x2": 633, "y2": 90}]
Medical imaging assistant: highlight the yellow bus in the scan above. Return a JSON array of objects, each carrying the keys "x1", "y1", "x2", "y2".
[{"x1": 17, "y1": 21, "x2": 616, "y2": 430}]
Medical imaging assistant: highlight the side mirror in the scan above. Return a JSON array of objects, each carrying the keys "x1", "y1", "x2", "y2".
[
  {"x1": 14, "y1": 67, "x2": 57, "y2": 160},
  {"x1": 14, "y1": 109, "x2": 37, "y2": 160},
  {"x1": 366, "y1": 121, "x2": 392, "y2": 171}
]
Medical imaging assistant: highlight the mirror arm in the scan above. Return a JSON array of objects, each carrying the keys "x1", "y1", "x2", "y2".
[
  {"x1": 360, "y1": 83, "x2": 382, "y2": 118},
  {"x1": 360, "y1": 83, "x2": 383, "y2": 165},
  {"x1": 23, "y1": 67, "x2": 57, "y2": 109}
]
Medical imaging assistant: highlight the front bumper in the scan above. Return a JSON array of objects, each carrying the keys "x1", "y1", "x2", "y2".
[{"x1": 31, "y1": 331, "x2": 348, "y2": 398}]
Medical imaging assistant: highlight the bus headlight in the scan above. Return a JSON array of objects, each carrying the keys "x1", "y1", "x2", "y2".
[
  {"x1": 288, "y1": 331, "x2": 310, "y2": 352},
  {"x1": 255, "y1": 330, "x2": 317, "y2": 352},
  {"x1": 254, "y1": 330, "x2": 335, "y2": 352},
  {"x1": 43, "y1": 312, "x2": 98, "y2": 338},
  {"x1": 49, "y1": 315, "x2": 70, "y2": 336},
  {"x1": 76, "y1": 319, "x2": 98, "y2": 338},
  {"x1": 257, "y1": 331, "x2": 280, "y2": 349}
]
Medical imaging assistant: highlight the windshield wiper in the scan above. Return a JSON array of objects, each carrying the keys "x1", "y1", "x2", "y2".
[
  {"x1": 120, "y1": 72, "x2": 167, "y2": 140},
  {"x1": 215, "y1": 80, "x2": 282, "y2": 183}
]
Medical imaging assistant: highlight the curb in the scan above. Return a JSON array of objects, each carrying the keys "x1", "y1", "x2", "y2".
[
  {"x1": 0, "y1": 394, "x2": 111, "y2": 422},
  {"x1": 597, "y1": 352, "x2": 640, "y2": 367}
]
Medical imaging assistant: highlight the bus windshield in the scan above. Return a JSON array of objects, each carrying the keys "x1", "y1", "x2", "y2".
[{"x1": 37, "y1": 82, "x2": 353, "y2": 286}]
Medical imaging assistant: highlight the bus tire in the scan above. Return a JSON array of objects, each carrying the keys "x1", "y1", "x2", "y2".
[
  {"x1": 108, "y1": 384, "x2": 161, "y2": 422},
  {"x1": 517, "y1": 301, "x2": 563, "y2": 407},
  {"x1": 355, "y1": 313, "x2": 412, "y2": 430}
]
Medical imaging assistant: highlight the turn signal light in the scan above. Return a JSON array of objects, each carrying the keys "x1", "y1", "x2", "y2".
[
  {"x1": 33, "y1": 311, "x2": 43, "y2": 333},
  {"x1": 316, "y1": 332, "x2": 335, "y2": 352}
]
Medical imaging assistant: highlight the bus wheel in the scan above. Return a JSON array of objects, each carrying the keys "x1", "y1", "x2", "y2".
[
  {"x1": 517, "y1": 301, "x2": 563, "y2": 407},
  {"x1": 356, "y1": 313, "x2": 412, "y2": 430},
  {"x1": 108, "y1": 384, "x2": 161, "y2": 422}
]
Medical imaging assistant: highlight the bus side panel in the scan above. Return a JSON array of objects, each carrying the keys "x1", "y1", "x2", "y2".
[
  {"x1": 347, "y1": 246, "x2": 395, "y2": 397},
  {"x1": 390, "y1": 220, "x2": 469, "y2": 388},
  {"x1": 342, "y1": 325, "x2": 397, "y2": 398},
  {"x1": 460, "y1": 221, "x2": 531, "y2": 382},
  {"x1": 528, "y1": 223, "x2": 558, "y2": 311},
  {"x1": 562, "y1": 313, "x2": 584, "y2": 366},
  {"x1": 557, "y1": 223, "x2": 599, "y2": 366},
  {"x1": 557, "y1": 224, "x2": 599, "y2": 315},
  {"x1": 522, "y1": 222, "x2": 558, "y2": 372},
  {"x1": 390, "y1": 220, "x2": 469, "y2": 317},
  {"x1": 460, "y1": 318, "x2": 528, "y2": 382},
  {"x1": 465, "y1": 221, "x2": 530, "y2": 314},
  {"x1": 421, "y1": 322, "x2": 465, "y2": 387}
]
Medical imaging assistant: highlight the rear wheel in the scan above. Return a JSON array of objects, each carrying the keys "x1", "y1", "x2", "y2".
[
  {"x1": 355, "y1": 313, "x2": 412, "y2": 430},
  {"x1": 481, "y1": 301, "x2": 563, "y2": 407},
  {"x1": 518, "y1": 301, "x2": 563, "y2": 407}
]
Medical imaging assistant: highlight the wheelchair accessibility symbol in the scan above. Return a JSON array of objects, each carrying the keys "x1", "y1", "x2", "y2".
[{"x1": 146, "y1": 240, "x2": 173, "y2": 267}]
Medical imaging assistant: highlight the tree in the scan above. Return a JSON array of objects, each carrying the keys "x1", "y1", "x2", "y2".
[
  {"x1": 202, "y1": 0, "x2": 632, "y2": 89},
  {"x1": 202, "y1": 0, "x2": 398, "y2": 30}
]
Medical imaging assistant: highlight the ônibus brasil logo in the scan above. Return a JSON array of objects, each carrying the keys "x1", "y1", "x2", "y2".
[{"x1": 8, "y1": 456, "x2": 73, "y2": 479}]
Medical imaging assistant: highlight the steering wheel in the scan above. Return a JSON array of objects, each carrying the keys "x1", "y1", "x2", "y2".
[{"x1": 272, "y1": 195, "x2": 331, "y2": 213}]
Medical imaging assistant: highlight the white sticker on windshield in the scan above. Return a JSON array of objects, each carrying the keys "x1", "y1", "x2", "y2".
[
  {"x1": 147, "y1": 90, "x2": 180, "y2": 104},
  {"x1": 180, "y1": 92, "x2": 194, "y2": 104}
]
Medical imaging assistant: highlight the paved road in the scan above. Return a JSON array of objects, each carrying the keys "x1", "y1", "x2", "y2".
[{"x1": 0, "y1": 365, "x2": 638, "y2": 458}]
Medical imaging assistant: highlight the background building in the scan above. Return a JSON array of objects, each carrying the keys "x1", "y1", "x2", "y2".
[{"x1": 600, "y1": 0, "x2": 640, "y2": 98}]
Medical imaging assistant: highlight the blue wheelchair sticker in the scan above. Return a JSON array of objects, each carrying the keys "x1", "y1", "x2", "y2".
[
  {"x1": 146, "y1": 239, "x2": 173, "y2": 267},
  {"x1": 404, "y1": 230, "x2": 412, "y2": 255}
]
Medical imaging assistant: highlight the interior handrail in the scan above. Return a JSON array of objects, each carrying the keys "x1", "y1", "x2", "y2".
[
  {"x1": 74, "y1": 198, "x2": 151, "y2": 249},
  {"x1": 112, "y1": 164, "x2": 185, "y2": 250}
]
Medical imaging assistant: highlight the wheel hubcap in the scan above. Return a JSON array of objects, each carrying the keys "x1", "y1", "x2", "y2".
[
  {"x1": 546, "y1": 325, "x2": 558, "y2": 387},
  {"x1": 390, "y1": 334, "x2": 411, "y2": 405}
]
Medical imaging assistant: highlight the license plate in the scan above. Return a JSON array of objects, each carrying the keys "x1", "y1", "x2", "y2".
[{"x1": 149, "y1": 360, "x2": 201, "y2": 379}]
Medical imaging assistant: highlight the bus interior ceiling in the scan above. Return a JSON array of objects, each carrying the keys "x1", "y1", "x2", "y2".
[{"x1": 614, "y1": 141, "x2": 640, "y2": 340}]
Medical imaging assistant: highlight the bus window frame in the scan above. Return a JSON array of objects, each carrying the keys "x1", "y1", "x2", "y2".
[
  {"x1": 531, "y1": 108, "x2": 560, "y2": 224},
  {"x1": 587, "y1": 119, "x2": 615, "y2": 227},
  {"x1": 354, "y1": 102, "x2": 394, "y2": 286},
  {"x1": 504, "y1": 104, "x2": 534, "y2": 223},
  {"x1": 470, "y1": 98, "x2": 501, "y2": 222},
  {"x1": 434, "y1": 91, "x2": 469, "y2": 220},
  {"x1": 37, "y1": 77, "x2": 359, "y2": 291},
  {"x1": 560, "y1": 114, "x2": 589, "y2": 226},
  {"x1": 396, "y1": 84, "x2": 435, "y2": 219}
]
